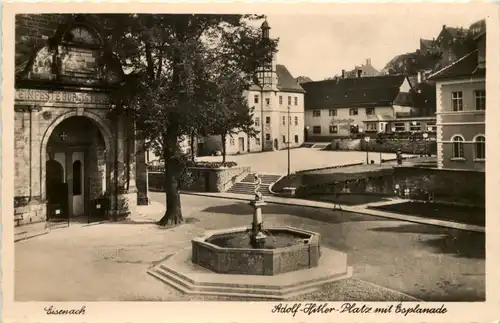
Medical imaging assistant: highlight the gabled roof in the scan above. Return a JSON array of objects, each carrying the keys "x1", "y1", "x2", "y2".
[
  {"x1": 443, "y1": 26, "x2": 468, "y2": 38},
  {"x1": 276, "y1": 64, "x2": 305, "y2": 93},
  {"x1": 301, "y1": 75, "x2": 409, "y2": 110},
  {"x1": 427, "y1": 50, "x2": 485, "y2": 81},
  {"x1": 420, "y1": 38, "x2": 434, "y2": 49}
]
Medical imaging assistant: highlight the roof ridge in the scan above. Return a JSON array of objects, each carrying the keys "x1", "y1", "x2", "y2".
[{"x1": 428, "y1": 50, "x2": 478, "y2": 80}]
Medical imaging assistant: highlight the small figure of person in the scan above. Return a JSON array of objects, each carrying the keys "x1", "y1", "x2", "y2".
[
  {"x1": 332, "y1": 191, "x2": 342, "y2": 211},
  {"x1": 396, "y1": 149, "x2": 403, "y2": 166}
]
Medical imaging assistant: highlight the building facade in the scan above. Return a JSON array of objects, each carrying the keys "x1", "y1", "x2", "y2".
[
  {"x1": 343, "y1": 58, "x2": 381, "y2": 78},
  {"x1": 429, "y1": 32, "x2": 485, "y2": 171},
  {"x1": 14, "y1": 14, "x2": 149, "y2": 227},
  {"x1": 201, "y1": 21, "x2": 306, "y2": 155},
  {"x1": 302, "y1": 75, "x2": 414, "y2": 140}
]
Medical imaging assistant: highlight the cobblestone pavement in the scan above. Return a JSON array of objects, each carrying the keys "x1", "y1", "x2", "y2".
[{"x1": 15, "y1": 193, "x2": 484, "y2": 301}]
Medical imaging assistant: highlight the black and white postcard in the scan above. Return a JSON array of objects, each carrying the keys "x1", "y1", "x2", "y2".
[{"x1": 1, "y1": 2, "x2": 499, "y2": 323}]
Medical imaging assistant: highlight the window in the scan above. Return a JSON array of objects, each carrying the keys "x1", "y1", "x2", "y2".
[
  {"x1": 265, "y1": 98, "x2": 270, "y2": 105},
  {"x1": 288, "y1": 96, "x2": 292, "y2": 105},
  {"x1": 282, "y1": 116, "x2": 286, "y2": 125},
  {"x1": 256, "y1": 138, "x2": 261, "y2": 145},
  {"x1": 294, "y1": 97, "x2": 298, "y2": 106},
  {"x1": 329, "y1": 109, "x2": 337, "y2": 117},
  {"x1": 349, "y1": 108, "x2": 358, "y2": 116},
  {"x1": 452, "y1": 91, "x2": 463, "y2": 111},
  {"x1": 230, "y1": 138, "x2": 235, "y2": 146},
  {"x1": 72, "y1": 161, "x2": 82, "y2": 196},
  {"x1": 289, "y1": 116, "x2": 291, "y2": 125},
  {"x1": 426, "y1": 122, "x2": 436, "y2": 132},
  {"x1": 329, "y1": 125, "x2": 338, "y2": 134},
  {"x1": 365, "y1": 122, "x2": 377, "y2": 132},
  {"x1": 474, "y1": 135, "x2": 485, "y2": 159},
  {"x1": 282, "y1": 135, "x2": 286, "y2": 143},
  {"x1": 254, "y1": 95, "x2": 259, "y2": 104},
  {"x1": 294, "y1": 135, "x2": 299, "y2": 143},
  {"x1": 294, "y1": 116, "x2": 298, "y2": 125},
  {"x1": 279, "y1": 96, "x2": 283, "y2": 104},
  {"x1": 475, "y1": 90, "x2": 486, "y2": 111},
  {"x1": 313, "y1": 126, "x2": 321, "y2": 134},
  {"x1": 265, "y1": 134, "x2": 270, "y2": 140},
  {"x1": 394, "y1": 122, "x2": 406, "y2": 132},
  {"x1": 313, "y1": 110, "x2": 321, "y2": 117},
  {"x1": 254, "y1": 117, "x2": 260, "y2": 127},
  {"x1": 451, "y1": 135, "x2": 465, "y2": 159},
  {"x1": 266, "y1": 116, "x2": 270, "y2": 124},
  {"x1": 409, "y1": 122, "x2": 421, "y2": 132},
  {"x1": 366, "y1": 108, "x2": 375, "y2": 115}
]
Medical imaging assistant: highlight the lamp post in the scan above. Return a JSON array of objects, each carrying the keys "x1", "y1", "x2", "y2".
[
  {"x1": 364, "y1": 136, "x2": 370, "y2": 164},
  {"x1": 287, "y1": 105, "x2": 291, "y2": 176},
  {"x1": 423, "y1": 132, "x2": 429, "y2": 156}
]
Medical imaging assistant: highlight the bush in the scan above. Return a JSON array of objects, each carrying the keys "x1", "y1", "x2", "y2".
[
  {"x1": 148, "y1": 161, "x2": 238, "y2": 172},
  {"x1": 187, "y1": 161, "x2": 238, "y2": 168}
]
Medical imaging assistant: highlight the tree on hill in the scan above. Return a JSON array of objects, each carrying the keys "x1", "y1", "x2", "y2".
[
  {"x1": 296, "y1": 76, "x2": 313, "y2": 83},
  {"x1": 102, "y1": 14, "x2": 277, "y2": 226}
]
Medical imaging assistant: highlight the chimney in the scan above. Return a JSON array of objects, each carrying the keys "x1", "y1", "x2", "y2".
[
  {"x1": 442, "y1": 24, "x2": 446, "y2": 30},
  {"x1": 341, "y1": 69, "x2": 345, "y2": 79},
  {"x1": 357, "y1": 69, "x2": 362, "y2": 78},
  {"x1": 366, "y1": 58, "x2": 371, "y2": 66}
]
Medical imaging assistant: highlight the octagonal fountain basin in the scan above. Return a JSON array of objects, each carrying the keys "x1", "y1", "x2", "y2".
[{"x1": 191, "y1": 226, "x2": 321, "y2": 276}]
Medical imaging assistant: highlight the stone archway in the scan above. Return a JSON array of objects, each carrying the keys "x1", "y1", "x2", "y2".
[{"x1": 40, "y1": 110, "x2": 115, "y2": 203}]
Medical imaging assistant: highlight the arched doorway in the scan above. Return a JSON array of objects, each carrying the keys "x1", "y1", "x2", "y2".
[
  {"x1": 45, "y1": 115, "x2": 109, "y2": 219},
  {"x1": 46, "y1": 159, "x2": 68, "y2": 220}
]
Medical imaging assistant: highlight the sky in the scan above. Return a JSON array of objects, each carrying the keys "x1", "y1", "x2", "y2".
[{"x1": 260, "y1": 7, "x2": 487, "y2": 81}]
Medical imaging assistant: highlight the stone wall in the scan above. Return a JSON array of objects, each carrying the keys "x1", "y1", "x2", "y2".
[
  {"x1": 326, "y1": 138, "x2": 361, "y2": 151},
  {"x1": 360, "y1": 139, "x2": 437, "y2": 155},
  {"x1": 15, "y1": 14, "x2": 67, "y2": 66},
  {"x1": 295, "y1": 166, "x2": 484, "y2": 207},
  {"x1": 149, "y1": 166, "x2": 251, "y2": 193},
  {"x1": 312, "y1": 137, "x2": 437, "y2": 155}
]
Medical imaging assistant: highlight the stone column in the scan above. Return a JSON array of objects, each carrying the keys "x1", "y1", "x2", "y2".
[
  {"x1": 14, "y1": 107, "x2": 30, "y2": 198},
  {"x1": 112, "y1": 113, "x2": 137, "y2": 219},
  {"x1": 135, "y1": 139, "x2": 149, "y2": 205},
  {"x1": 30, "y1": 107, "x2": 42, "y2": 199}
]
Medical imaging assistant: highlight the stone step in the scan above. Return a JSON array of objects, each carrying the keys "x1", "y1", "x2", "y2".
[
  {"x1": 159, "y1": 263, "x2": 348, "y2": 291},
  {"x1": 240, "y1": 174, "x2": 282, "y2": 184},
  {"x1": 149, "y1": 265, "x2": 352, "y2": 300},
  {"x1": 152, "y1": 268, "x2": 291, "y2": 297},
  {"x1": 14, "y1": 222, "x2": 49, "y2": 242},
  {"x1": 148, "y1": 270, "x2": 290, "y2": 300}
]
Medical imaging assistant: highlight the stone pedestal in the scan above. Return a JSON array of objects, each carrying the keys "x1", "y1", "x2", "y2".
[{"x1": 250, "y1": 199, "x2": 267, "y2": 248}]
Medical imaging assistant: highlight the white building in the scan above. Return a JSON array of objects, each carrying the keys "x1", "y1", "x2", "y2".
[
  {"x1": 301, "y1": 75, "x2": 414, "y2": 140},
  {"x1": 201, "y1": 20, "x2": 306, "y2": 155}
]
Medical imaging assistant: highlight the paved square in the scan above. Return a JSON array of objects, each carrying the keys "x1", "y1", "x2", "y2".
[
  {"x1": 15, "y1": 193, "x2": 484, "y2": 302},
  {"x1": 197, "y1": 148, "x2": 413, "y2": 174}
]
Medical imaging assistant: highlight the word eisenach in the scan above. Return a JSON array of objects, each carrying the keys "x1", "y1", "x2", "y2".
[
  {"x1": 44, "y1": 305, "x2": 86, "y2": 315},
  {"x1": 16, "y1": 89, "x2": 109, "y2": 104}
]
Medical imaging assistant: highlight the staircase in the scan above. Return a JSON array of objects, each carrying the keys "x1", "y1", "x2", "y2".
[{"x1": 226, "y1": 173, "x2": 282, "y2": 197}]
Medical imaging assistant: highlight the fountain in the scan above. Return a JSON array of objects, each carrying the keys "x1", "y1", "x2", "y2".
[{"x1": 149, "y1": 173, "x2": 352, "y2": 299}]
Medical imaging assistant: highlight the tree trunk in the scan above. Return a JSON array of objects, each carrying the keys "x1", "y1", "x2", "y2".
[
  {"x1": 190, "y1": 130, "x2": 195, "y2": 162},
  {"x1": 221, "y1": 133, "x2": 227, "y2": 163},
  {"x1": 157, "y1": 134, "x2": 183, "y2": 226}
]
